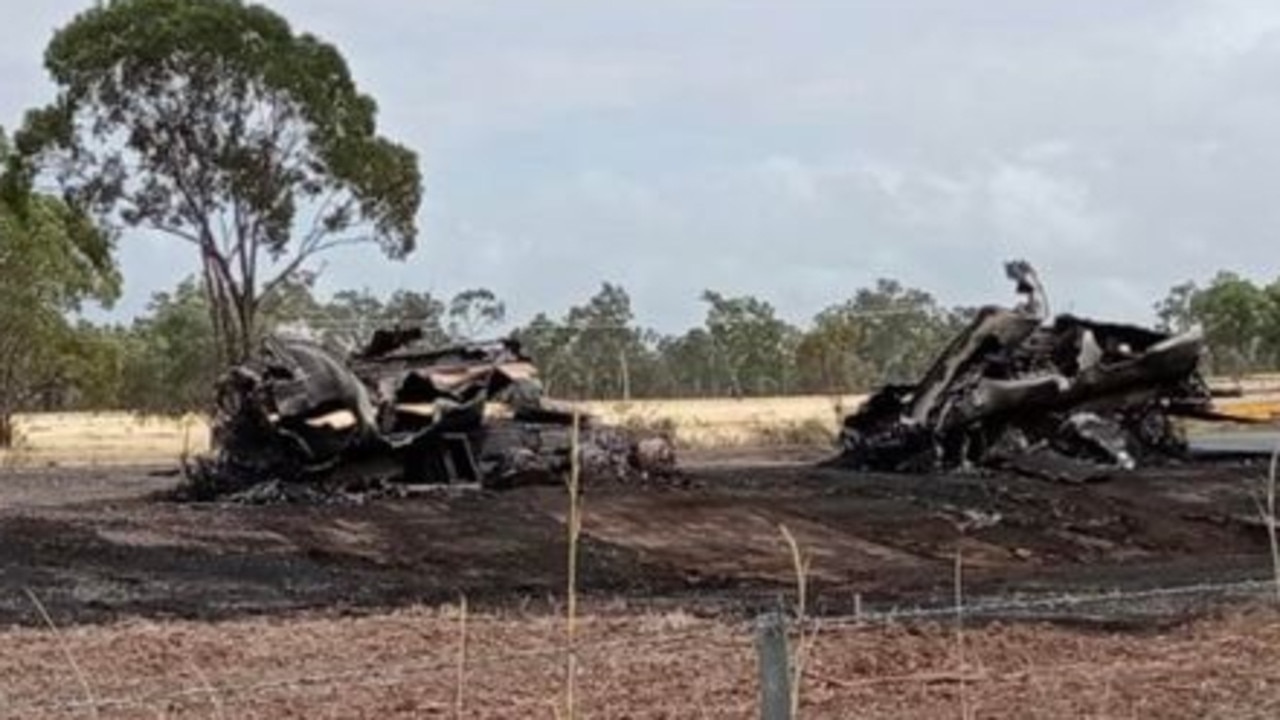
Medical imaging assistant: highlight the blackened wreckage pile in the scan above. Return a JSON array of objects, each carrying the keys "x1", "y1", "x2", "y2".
[
  {"x1": 835, "y1": 261, "x2": 1222, "y2": 482},
  {"x1": 187, "y1": 328, "x2": 674, "y2": 501}
]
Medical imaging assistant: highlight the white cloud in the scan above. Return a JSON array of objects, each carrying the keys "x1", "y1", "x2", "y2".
[
  {"x1": 1165, "y1": 0, "x2": 1280, "y2": 59},
  {"x1": 753, "y1": 156, "x2": 821, "y2": 206},
  {"x1": 986, "y1": 162, "x2": 1111, "y2": 255}
]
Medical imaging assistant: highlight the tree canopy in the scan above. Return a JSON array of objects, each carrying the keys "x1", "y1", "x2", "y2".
[
  {"x1": 1154, "y1": 272, "x2": 1280, "y2": 376},
  {"x1": 14, "y1": 0, "x2": 423, "y2": 363},
  {"x1": 0, "y1": 129, "x2": 119, "y2": 445}
]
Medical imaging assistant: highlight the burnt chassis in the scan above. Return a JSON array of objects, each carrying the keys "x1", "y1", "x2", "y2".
[
  {"x1": 211, "y1": 331, "x2": 654, "y2": 489},
  {"x1": 839, "y1": 264, "x2": 1217, "y2": 477}
]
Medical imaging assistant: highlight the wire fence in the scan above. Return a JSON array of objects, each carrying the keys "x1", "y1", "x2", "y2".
[
  {"x1": 0, "y1": 622, "x2": 736, "y2": 718},
  {"x1": 828, "y1": 576, "x2": 1279, "y2": 626},
  {"x1": 4, "y1": 574, "x2": 1280, "y2": 718}
]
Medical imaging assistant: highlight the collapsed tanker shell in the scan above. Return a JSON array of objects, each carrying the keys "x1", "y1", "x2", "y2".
[
  {"x1": 184, "y1": 329, "x2": 675, "y2": 501},
  {"x1": 834, "y1": 261, "x2": 1223, "y2": 482}
]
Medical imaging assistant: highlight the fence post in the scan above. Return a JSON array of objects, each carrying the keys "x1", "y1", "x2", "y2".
[{"x1": 755, "y1": 612, "x2": 792, "y2": 720}]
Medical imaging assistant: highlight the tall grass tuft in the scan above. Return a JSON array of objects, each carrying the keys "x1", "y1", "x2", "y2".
[
  {"x1": 1267, "y1": 439, "x2": 1280, "y2": 604},
  {"x1": 455, "y1": 593, "x2": 469, "y2": 719},
  {"x1": 955, "y1": 549, "x2": 973, "y2": 720},
  {"x1": 24, "y1": 587, "x2": 99, "y2": 720},
  {"x1": 779, "y1": 524, "x2": 816, "y2": 718},
  {"x1": 561, "y1": 410, "x2": 584, "y2": 719}
]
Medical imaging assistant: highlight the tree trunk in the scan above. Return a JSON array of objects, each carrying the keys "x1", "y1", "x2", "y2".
[
  {"x1": 619, "y1": 350, "x2": 631, "y2": 401},
  {"x1": 235, "y1": 288, "x2": 257, "y2": 364},
  {"x1": 0, "y1": 411, "x2": 13, "y2": 449},
  {"x1": 202, "y1": 253, "x2": 259, "y2": 364},
  {"x1": 202, "y1": 261, "x2": 237, "y2": 365}
]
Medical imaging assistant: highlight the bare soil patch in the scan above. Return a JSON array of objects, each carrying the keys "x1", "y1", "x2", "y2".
[{"x1": 0, "y1": 451, "x2": 1276, "y2": 628}]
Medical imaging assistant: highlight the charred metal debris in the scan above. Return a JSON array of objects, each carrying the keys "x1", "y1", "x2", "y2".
[
  {"x1": 835, "y1": 261, "x2": 1229, "y2": 482},
  {"x1": 184, "y1": 329, "x2": 675, "y2": 501}
]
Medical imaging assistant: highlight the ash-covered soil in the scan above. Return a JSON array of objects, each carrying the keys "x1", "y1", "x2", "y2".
[{"x1": 0, "y1": 450, "x2": 1275, "y2": 627}]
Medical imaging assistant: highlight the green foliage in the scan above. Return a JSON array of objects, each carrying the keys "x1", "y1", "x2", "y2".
[
  {"x1": 117, "y1": 278, "x2": 220, "y2": 414},
  {"x1": 835, "y1": 279, "x2": 953, "y2": 384},
  {"x1": 1155, "y1": 273, "x2": 1280, "y2": 376},
  {"x1": 1192, "y1": 273, "x2": 1271, "y2": 374},
  {"x1": 29, "y1": 263, "x2": 1280, "y2": 420},
  {"x1": 107, "y1": 280, "x2": 480, "y2": 412},
  {"x1": 795, "y1": 281, "x2": 965, "y2": 394},
  {"x1": 448, "y1": 288, "x2": 506, "y2": 341},
  {"x1": 258, "y1": 272, "x2": 324, "y2": 331},
  {"x1": 654, "y1": 329, "x2": 721, "y2": 397},
  {"x1": 516, "y1": 284, "x2": 654, "y2": 399},
  {"x1": 513, "y1": 280, "x2": 966, "y2": 400},
  {"x1": 700, "y1": 291, "x2": 799, "y2": 396},
  {"x1": 16, "y1": 0, "x2": 423, "y2": 363},
  {"x1": 566, "y1": 283, "x2": 649, "y2": 399},
  {"x1": 319, "y1": 288, "x2": 449, "y2": 354},
  {"x1": 60, "y1": 321, "x2": 128, "y2": 410},
  {"x1": 794, "y1": 303, "x2": 869, "y2": 394},
  {"x1": 92, "y1": 279, "x2": 504, "y2": 414},
  {"x1": 0, "y1": 129, "x2": 119, "y2": 443},
  {"x1": 387, "y1": 290, "x2": 451, "y2": 347},
  {"x1": 517, "y1": 312, "x2": 580, "y2": 396},
  {"x1": 1155, "y1": 281, "x2": 1198, "y2": 333}
]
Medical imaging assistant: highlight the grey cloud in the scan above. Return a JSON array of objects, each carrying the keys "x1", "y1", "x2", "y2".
[{"x1": 5, "y1": 1, "x2": 1280, "y2": 331}]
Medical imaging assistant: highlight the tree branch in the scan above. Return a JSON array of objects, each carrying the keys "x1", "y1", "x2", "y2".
[
  {"x1": 258, "y1": 232, "x2": 372, "y2": 302},
  {"x1": 144, "y1": 222, "x2": 203, "y2": 246}
]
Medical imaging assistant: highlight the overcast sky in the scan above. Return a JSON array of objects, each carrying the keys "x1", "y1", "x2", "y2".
[{"x1": 4, "y1": 1, "x2": 1280, "y2": 331}]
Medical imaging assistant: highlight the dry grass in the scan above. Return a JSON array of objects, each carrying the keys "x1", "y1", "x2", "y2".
[
  {"x1": 779, "y1": 524, "x2": 815, "y2": 718},
  {"x1": 0, "y1": 397, "x2": 861, "y2": 468},
  {"x1": 21, "y1": 588, "x2": 99, "y2": 720},
  {"x1": 0, "y1": 412, "x2": 208, "y2": 468},
  {"x1": 560, "y1": 410, "x2": 584, "y2": 719},
  {"x1": 5, "y1": 604, "x2": 1280, "y2": 718},
  {"x1": 453, "y1": 595, "x2": 468, "y2": 720},
  {"x1": 3, "y1": 387, "x2": 1277, "y2": 467},
  {"x1": 1260, "y1": 439, "x2": 1280, "y2": 604},
  {"x1": 585, "y1": 395, "x2": 859, "y2": 448}
]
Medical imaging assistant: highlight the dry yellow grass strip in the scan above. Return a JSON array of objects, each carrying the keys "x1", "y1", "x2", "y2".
[{"x1": 2, "y1": 387, "x2": 1276, "y2": 468}]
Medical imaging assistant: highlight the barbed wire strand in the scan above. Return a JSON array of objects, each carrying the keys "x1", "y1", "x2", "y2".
[
  {"x1": 820, "y1": 576, "x2": 1275, "y2": 628},
  {"x1": 0, "y1": 624, "x2": 736, "y2": 717},
  {"x1": 4, "y1": 575, "x2": 1277, "y2": 717}
]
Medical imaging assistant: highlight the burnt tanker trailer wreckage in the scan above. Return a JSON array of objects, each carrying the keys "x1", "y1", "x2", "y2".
[
  {"x1": 834, "y1": 261, "x2": 1236, "y2": 482},
  {"x1": 189, "y1": 260, "x2": 1242, "y2": 500},
  {"x1": 188, "y1": 330, "x2": 675, "y2": 500}
]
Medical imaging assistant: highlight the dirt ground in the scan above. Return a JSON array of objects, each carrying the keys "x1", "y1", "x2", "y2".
[
  {"x1": 0, "y1": 448, "x2": 1276, "y2": 628},
  {"x1": 4, "y1": 448, "x2": 1280, "y2": 717},
  {"x1": 5, "y1": 602, "x2": 1280, "y2": 718}
]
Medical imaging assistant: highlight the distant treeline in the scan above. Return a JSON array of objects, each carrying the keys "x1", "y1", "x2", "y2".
[{"x1": 6, "y1": 269, "x2": 1277, "y2": 428}]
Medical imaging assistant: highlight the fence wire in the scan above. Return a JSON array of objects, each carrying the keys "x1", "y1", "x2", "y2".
[
  {"x1": 824, "y1": 576, "x2": 1278, "y2": 627},
  {"x1": 4, "y1": 575, "x2": 1279, "y2": 718},
  {"x1": 0, "y1": 624, "x2": 738, "y2": 717}
]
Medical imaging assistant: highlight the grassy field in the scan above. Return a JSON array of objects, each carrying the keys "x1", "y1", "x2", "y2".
[
  {"x1": 0, "y1": 411, "x2": 210, "y2": 468},
  {"x1": 2, "y1": 385, "x2": 1278, "y2": 468},
  {"x1": 0, "y1": 395, "x2": 863, "y2": 468}
]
